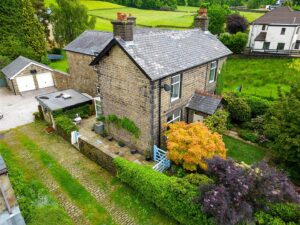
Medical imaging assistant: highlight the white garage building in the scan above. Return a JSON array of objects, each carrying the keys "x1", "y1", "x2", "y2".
[{"x1": 1, "y1": 56, "x2": 56, "y2": 95}]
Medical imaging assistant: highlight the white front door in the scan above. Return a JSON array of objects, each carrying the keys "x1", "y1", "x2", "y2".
[
  {"x1": 36, "y1": 72, "x2": 54, "y2": 88},
  {"x1": 16, "y1": 75, "x2": 36, "y2": 92},
  {"x1": 94, "y1": 97, "x2": 102, "y2": 118}
]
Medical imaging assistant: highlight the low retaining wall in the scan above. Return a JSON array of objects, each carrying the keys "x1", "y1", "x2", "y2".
[{"x1": 78, "y1": 137, "x2": 117, "y2": 174}]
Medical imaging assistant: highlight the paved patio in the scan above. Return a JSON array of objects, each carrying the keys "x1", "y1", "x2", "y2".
[{"x1": 78, "y1": 117, "x2": 153, "y2": 165}]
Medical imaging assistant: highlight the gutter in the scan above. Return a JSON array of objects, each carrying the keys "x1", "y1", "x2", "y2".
[{"x1": 158, "y1": 79, "x2": 162, "y2": 147}]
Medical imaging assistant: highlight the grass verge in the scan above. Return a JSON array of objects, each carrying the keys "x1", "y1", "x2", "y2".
[
  {"x1": 223, "y1": 135, "x2": 266, "y2": 165},
  {"x1": 0, "y1": 140, "x2": 73, "y2": 225},
  {"x1": 16, "y1": 132, "x2": 115, "y2": 225}
]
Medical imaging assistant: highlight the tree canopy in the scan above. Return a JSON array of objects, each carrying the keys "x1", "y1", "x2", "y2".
[{"x1": 51, "y1": 0, "x2": 96, "y2": 47}]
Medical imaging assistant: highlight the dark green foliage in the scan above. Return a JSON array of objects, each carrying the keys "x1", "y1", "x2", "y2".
[
  {"x1": 187, "y1": 0, "x2": 200, "y2": 6},
  {"x1": 204, "y1": 109, "x2": 229, "y2": 134},
  {"x1": 255, "y1": 211, "x2": 287, "y2": 225},
  {"x1": 0, "y1": 55, "x2": 10, "y2": 70},
  {"x1": 54, "y1": 115, "x2": 78, "y2": 135},
  {"x1": 219, "y1": 32, "x2": 248, "y2": 54},
  {"x1": 242, "y1": 95, "x2": 271, "y2": 117},
  {"x1": 0, "y1": 0, "x2": 46, "y2": 62},
  {"x1": 207, "y1": 4, "x2": 230, "y2": 35},
  {"x1": 224, "y1": 92, "x2": 251, "y2": 122},
  {"x1": 263, "y1": 82, "x2": 300, "y2": 183},
  {"x1": 114, "y1": 157, "x2": 213, "y2": 225},
  {"x1": 0, "y1": 143, "x2": 72, "y2": 225},
  {"x1": 114, "y1": 0, "x2": 177, "y2": 10},
  {"x1": 238, "y1": 129, "x2": 259, "y2": 143},
  {"x1": 97, "y1": 115, "x2": 106, "y2": 122},
  {"x1": 51, "y1": 0, "x2": 96, "y2": 47},
  {"x1": 183, "y1": 173, "x2": 214, "y2": 186},
  {"x1": 177, "y1": 0, "x2": 186, "y2": 5}
]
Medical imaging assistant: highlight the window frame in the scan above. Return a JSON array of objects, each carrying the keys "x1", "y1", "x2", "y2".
[
  {"x1": 295, "y1": 41, "x2": 300, "y2": 49},
  {"x1": 209, "y1": 61, "x2": 217, "y2": 83},
  {"x1": 297, "y1": 27, "x2": 300, "y2": 34},
  {"x1": 263, "y1": 42, "x2": 270, "y2": 50},
  {"x1": 167, "y1": 110, "x2": 181, "y2": 124},
  {"x1": 277, "y1": 43, "x2": 285, "y2": 50},
  {"x1": 262, "y1": 25, "x2": 266, "y2": 31},
  {"x1": 170, "y1": 74, "x2": 181, "y2": 102},
  {"x1": 281, "y1": 28, "x2": 286, "y2": 35}
]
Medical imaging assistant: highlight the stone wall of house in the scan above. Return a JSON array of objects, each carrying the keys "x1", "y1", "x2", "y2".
[
  {"x1": 96, "y1": 45, "x2": 152, "y2": 153},
  {"x1": 151, "y1": 57, "x2": 227, "y2": 147},
  {"x1": 10, "y1": 64, "x2": 54, "y2": 95},
  {"x1": 78, "y1": 137, "x2": 117, "y2": 174},
  {"x1": 206, "y1": 57, "x2": 227, "y2": 93},
  {"x1": 0, "y1": 173, "x2": 17, "y2": 214},
  {"x1": 65, "y1": 52, "x2": 98, "y2": 96},
  {"x1": 52, "y1": 70, "x2": 71, "y2": 90}
]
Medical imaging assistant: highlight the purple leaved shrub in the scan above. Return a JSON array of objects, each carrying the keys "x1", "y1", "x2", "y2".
[{"x1": 196, "y1": 157, "x2": 300, "y2": 225}]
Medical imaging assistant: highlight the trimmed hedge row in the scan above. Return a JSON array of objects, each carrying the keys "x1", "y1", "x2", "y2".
[
  {"x1": 114, "y1": 157, "x2": 213, "y2": 225},
  {"x1": 54, "y1": 115, "x2": 78, "y2": 136},
  {"x1": 52, "y1": 105, "x2": 92, "y2": 119}
]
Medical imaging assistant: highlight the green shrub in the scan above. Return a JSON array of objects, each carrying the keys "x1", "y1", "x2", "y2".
[
  {"x1": 33, "y1": 112, "x2": 41, "y2": 121},
  {"x1": 54, "y1": 115, "x2": 78, "y2": 135},
  {"x1": 255, "y1": 211, "x2": 286, "y2": 225},
  {"x1": 183, "y1": 173, "x2": 214, "y2": 186},
  {"x1": 114, "y1": 157, "x2": 213, "y2": 225},
  {"x1": 243, "y1": 95, "x2": 271, "y2": 117},
  {"x1": 268, "y1": 203, "x2": 300, "y2": 224},
  {"x1": 204, "y1": 109, "x2": 229, "y2": 134},
  {"x1": 106, "y1": 114, "x2": 140, "y2": 138},
  {"x1": 219, "y1": 32, "x2": 248, "y2": 54},
  {"x1": 239, "y1": 129, "x2": 259, "y2": 143},
  {"x1": 97, "y1": 115, "x2": 106, "y2": 122},
  {"x1": 224, "y1": 92, "x2": 251, "y2": 122},
  {"x1": 52, "y1": 105, "x2": 91, "y2": 119}
]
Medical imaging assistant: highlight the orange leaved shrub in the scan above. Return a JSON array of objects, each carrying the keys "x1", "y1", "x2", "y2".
[{"x1": 164, "y1": 122, "x2": 226, "y2": 171}]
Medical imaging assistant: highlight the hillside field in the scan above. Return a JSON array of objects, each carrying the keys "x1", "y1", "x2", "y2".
[
  {"x1": 219, "y1": 56, "x2": 299, "y2": 98},
  {"x1": 44, "y1": 0, "x2": 263, "y2": 32}
]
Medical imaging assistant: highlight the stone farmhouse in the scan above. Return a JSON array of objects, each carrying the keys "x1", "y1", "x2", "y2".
[
  {"x1": 61, "y1": 11, "x2": 231, "y2": 152},
  {"x1": 247, "y1": 7, "x2": 300, "y2": 55}
]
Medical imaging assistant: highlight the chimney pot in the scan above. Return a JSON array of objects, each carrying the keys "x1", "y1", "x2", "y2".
[
  {"x1": 112, "y1": 12, "x2": 134, "y2": 41},
  {"x1": 194, "y1": 8, "x2": 209, "y2": 31}
]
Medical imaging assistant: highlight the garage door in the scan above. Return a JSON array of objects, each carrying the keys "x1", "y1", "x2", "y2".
[
  {"x1": 16, "y1": 75, "x2": 36, "y2": 92},
  {"x1": 36, "y1": 72, "x2": 54, "y2": 88}
]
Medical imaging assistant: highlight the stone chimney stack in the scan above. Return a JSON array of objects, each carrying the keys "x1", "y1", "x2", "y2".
[
  {"x1": 111, "y1": 12, "x2": 134, "y2": 41},
  {"x1": 194, "y1": 8, "x2": 209, "y2": 31},
  {"x1": 127, "y1": 13, "x2": 136, "y2": 27}
]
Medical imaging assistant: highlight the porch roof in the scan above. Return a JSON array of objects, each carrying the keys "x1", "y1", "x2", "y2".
[
  {"x1": 187, "y1": 93, "x2": 222, "y2": 115},
  {"x1": 35, "y1": 89, "x2": 92, "y2": 111}
]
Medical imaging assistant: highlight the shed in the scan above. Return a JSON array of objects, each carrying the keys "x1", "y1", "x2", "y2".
[
  {"x1": 36, "y1": 89, "x2": 93, "y2": 127},
  {"x1": 1, "y1": 56, "x2": 55, "y2": 95}
]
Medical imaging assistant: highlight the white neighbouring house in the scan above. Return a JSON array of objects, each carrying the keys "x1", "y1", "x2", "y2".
[{"x1": 247, "y1": 7, "x2": 300, "y2": 55}]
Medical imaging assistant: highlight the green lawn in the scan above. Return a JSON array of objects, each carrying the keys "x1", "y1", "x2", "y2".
[
  {"x1": 94, "y1": 17, "x2": 113, "y2": 31},
  {"x1": 223, "y1": 135, "x2": 265, "y2": 165},
  {"x1": 239, "y1": 11, "x2": 263, "y2": 22},
  {"x1": 48, "y1": 51, "x2": 68, "y2": 72},
  {"x1": 220, "y1": 56, "x2": 299, "y2": 98}
]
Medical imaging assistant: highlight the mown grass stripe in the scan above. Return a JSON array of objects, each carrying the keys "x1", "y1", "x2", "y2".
[
  {"x1": 0, "y1": 140, "x2": 73, "y2": 225},
  {"x1": 16, "y1": 132, "x2": 116, "y2": 225}
]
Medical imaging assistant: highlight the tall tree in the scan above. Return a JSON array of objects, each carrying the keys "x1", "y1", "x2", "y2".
[
  {"x1": 22, "y1": 0, "x2": 47, "y2": 60},
  {"x1": 51, "y1": 0, "x2": 96, "y2": 47},
  {"x1": 208, "y1": 4, "x2": 230, "y2": 35}
]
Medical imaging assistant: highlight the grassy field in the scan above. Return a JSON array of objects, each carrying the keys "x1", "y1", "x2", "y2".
[
  {"x1": 48, "y1": 51, "x2": 68, "y2": 72},
  {"x1": 219, "y1": 56, "x2": 299, "y2": 98},
  {"x1": 223, "y1": 135, "x2": 266, "y2": 165},
  {"x1": 239, "y1": 11, "x2": 263, "y2": 22}
]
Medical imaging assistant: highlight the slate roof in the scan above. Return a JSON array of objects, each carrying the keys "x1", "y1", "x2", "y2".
[
  {"x1": 1, "y1": 56, "x2": 53, "y2": 79},
  {"x1": 254, "y1": 32, "x2": 267, "y2": 41},
  {"x1": 89, "y1": 29, "x2": 231, "y2": 81},
  {"x1": 0, "y1": 156, "x2": 7, "y2": 175},
  {"x1": 252, "y1": 7, "x2": 300, "y2": 25},
  {"x1": 36, "y1": 89, "x2": 92, "y2": 111},
  {"x1": 186, "y1": 93, "x2": 222, "y2": 115}
]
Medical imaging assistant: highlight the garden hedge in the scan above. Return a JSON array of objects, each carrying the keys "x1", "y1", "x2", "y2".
[{"x1": 114, "y1": 157, "x2": 213, "y2": 225}]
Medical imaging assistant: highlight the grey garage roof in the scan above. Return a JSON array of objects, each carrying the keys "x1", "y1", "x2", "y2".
[
  {"x1": 1, "y1": 56, "x2": 53, "y2": 79},
  {"x1": 91, "y1": 29, "x2": 232, "y2": 81},
  {"x1": 0, "y1": 156, "x2": 7, "y2": 175},
  {"x1": 187, "y1": 93, "x2": 222, "y2": 115},
  {"x1": 35, "y1": 89, "x2": 92, "y2": 111}
]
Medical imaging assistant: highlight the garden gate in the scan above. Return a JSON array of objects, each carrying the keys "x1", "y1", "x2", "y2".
[{"x1": 152, "y1": 145, "x2": 170, "y2": 172}]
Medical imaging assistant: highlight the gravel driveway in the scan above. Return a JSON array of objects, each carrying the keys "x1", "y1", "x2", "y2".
[{"x1": 0, "y1": 87, "x2": 57, "y2": 131}]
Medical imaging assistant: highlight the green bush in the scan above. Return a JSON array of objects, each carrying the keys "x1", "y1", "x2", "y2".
[
  {"x1": 52, "y1": 105, "x2": 91, "y2": 119},
  {"x1": 219, "y1": 32, "x2": 248, "y2": 54},
  {"x1": 238, "y1": 129, "x2": 259, "y2": 143},
  {"x1": 204, "y1": 109, "x2": 229, "y2": 134},
  {"x1": 224, "y1": 93, "x2": 251, "y2": 122},
  {"x1": 114, "y1": 157, "x2": 213, "y2": 225},
  {"x1": 255, "y1": 211, "x2": 286, "y2": 225},
  {"x1": 54, "y1": 115, "x2": 78, "y2": 136},
  {"x1": 268, "y1": 203, "x2": 300, "y2": 224},
  {"x1": 183, "y1": 173, "x2": 214, "y2": 186},
  {"x1": 243, "y1": 95, "x2": 271, "y2": 117}
]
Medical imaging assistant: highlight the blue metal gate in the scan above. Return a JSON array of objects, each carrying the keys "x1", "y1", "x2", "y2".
[{"x1": 152, "y1": 145, "x2": 170, "y2": 172}]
